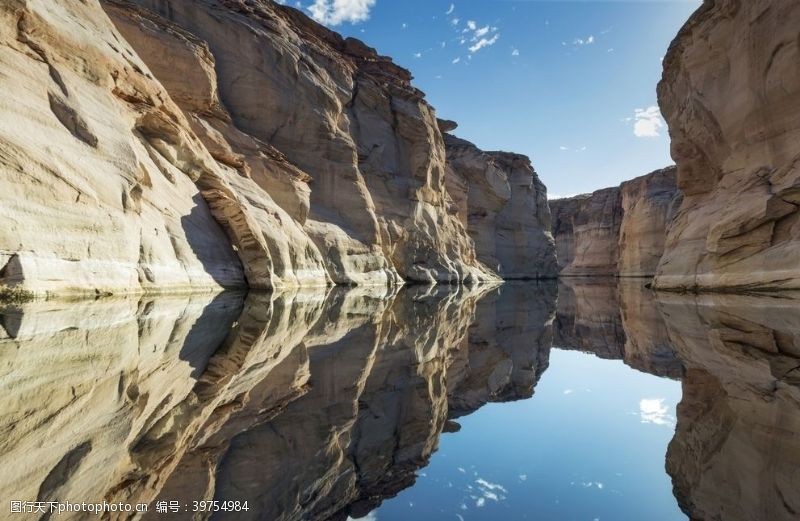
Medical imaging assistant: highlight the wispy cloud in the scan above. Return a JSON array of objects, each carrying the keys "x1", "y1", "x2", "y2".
[
  {"x1": 446, "y1": 3, "x2": 455, "y2": 15},
  {"x1": 573, "y1": 35, "x2": 595, "y2": 46},
  {"x1": 511, "y1": 48, "x2": 520, "y2": 56},
  {"x1": 469, "y1": 34, "x2": 499, "y2": 53},
  {"x1": 452, "y1": 57, "x2": 461, "y2": 64},
  {"x1": 632, "y1": 106, "x2": 665, "y2": 138},
  {"x1": 308, "y1": 0, "x2": 376, "y2": 26}
]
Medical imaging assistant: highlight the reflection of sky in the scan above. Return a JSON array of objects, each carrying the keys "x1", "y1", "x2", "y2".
[{"x1": 368, "y1": 349, "x2": 686, "y2": 521}]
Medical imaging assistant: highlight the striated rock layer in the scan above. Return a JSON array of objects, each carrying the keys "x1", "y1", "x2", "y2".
[
  {"x1": 654, "y1": 0, "x2": 800, "y2": 291},
  {"x1": 0, "y1": 0, "x2": 505, "y2": 297},
  {"x1": 105, "y1": 0, "x2": 495, "y2": 286},
  {"x1": 444, "y1": 132, "x2": 558, "y2": 279},
  {"x1": 550, "y1": 187, "x2": 622, "y2": 276},
  {"x1": 550, "y1": 167, "x2": 680, "y2": 277}
]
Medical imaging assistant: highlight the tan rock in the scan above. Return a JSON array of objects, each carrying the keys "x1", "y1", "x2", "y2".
[
  {"x1": 549, "y1": 188, "x2": 622, "y2": 276},
  {"x1": 618, "y1": 167, "x2": 681, "y2": 277},
  {"x1": 444, "y1": 135, "x2": 558, "y2": 279},
  {"x1": 116, "y1": 0, "x2": 495, "y2": 286},
  {"x1": 655, "y1": 0, "x2": 800, "y2": 291},
  {"x1": 550, "y1": 167, "x2": 680, "y2": 277}
]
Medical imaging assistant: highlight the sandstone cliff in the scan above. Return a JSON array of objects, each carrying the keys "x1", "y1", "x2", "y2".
[
  {"x1": 550, "y1": 187, "x2": 622, "y2": 276},
  {"x1": 0, "y1": 0, "x2": 519, "y2": 297},
  {"x1": 444, "y1": 133, "x2": 558, "y2": 279},
  {"x1": 550, "y1": 167, "x2": 680, "y2": 277},
  {"x1": 655, "y1": 0, "x2": 800, "y2": 291}
]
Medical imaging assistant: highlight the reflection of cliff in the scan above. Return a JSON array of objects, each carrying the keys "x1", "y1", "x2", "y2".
[
  {"x1": 554, "y1": 278, "x2": 800, "y2": 521},
  {"x1": 658, "y1": 293, "x2": 800, "y2": 521},
  {"x1": 0, "y1": 283, "x2": 559, "y2": 520}
]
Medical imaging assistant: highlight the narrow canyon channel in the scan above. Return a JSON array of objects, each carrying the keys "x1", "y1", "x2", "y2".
[{"x1": 1, "y1": 280, "x2": 797, "y2": 520}]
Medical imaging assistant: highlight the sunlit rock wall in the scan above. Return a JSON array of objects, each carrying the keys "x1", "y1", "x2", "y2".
[
  {"x1": 107, "y1": 0, "x2": 496, "y2": 286},
  {"x1": 655, "y1": 0, "x2": 800, "y2": 291}
]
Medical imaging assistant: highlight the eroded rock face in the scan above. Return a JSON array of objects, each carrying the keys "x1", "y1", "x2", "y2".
[
  {"x1": 0, "y1": 0, "x2": 252, "y2": 295},
  {"x1": 619, "y1": 167, "x2": 682, "y2": 277},
  {"x1": 107, "y1": 0, "x2": 495, "y2": 286},
  {"x1": 0, "y1": 0, "x2": 501, "y2": 297},
  {"x1": 654, "y1": 0, "x2": 800, "y2": 291},
  {"x1": 550, "y1": 167, "x2": 680, "y2": 277},
  {"x1": 549, "y1": 188, "x2": 622, "y2": 276},
  {"x1": 444, "y1": 134, "x2": 558, "y2": 279}
]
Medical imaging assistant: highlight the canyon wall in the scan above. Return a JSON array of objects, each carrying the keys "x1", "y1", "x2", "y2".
[
  {"x1": 654, "y1": 0, "x2": 800, "y2": 291},
  {"x1": 444, "y1": 133, "x2": 558, "y2": 279},
  {"x1": 550, "y1": 167, "x2": 680, "y2": 277},
  {"x1": 0, "y1": 0, "x2": 576, "y2": 297}
]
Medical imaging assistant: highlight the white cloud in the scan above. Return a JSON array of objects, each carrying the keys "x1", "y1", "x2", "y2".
[
  {"x1": 511, "y1": 48, "x2": 520, "y2": 56},
  {"x1": 573, "y1": 35, "x2": 595, "y2": 46},
  {"x1": 476, "y1": 479, "x2": 508, "y2": 493},
  {"x1": 633, "y1": 106, "x2": 665, "y2": 138},
  {"x1": 559, "y1": 146, "x2": 569, "y2": 151},
  {"x1": 476, "y1": 498, "x2": 486, "y2": 508},
  {"x1": 446, "y1": 3, "x2": 455, "y2": 15},
  {"x1": 474, "y1": 25, "x2": 490, "y2": 38},
  {"x1": 308, "y1": 0, "x2": 376, "y2": 26},
  {"x1": 451, "y1": 17, "x2": 460, "y2": 26},
  {"x1": 466, "y1": 20, "x2": 477, "y2": 31},
  {"x1": 639, "y1": 398, "x2": 675, "y2": 426},
  {"x1": 401, "y1": 22, "x2": 407, "y2": 29},
  {"x1": 452, "y1": 57, "x2": 461, "y2": 64},
  {"x1": 519, "y1": 474, "x2": 527, "y2": 481},
  {"x1": 413, "y1": 52, "x2": 421, "y2": 58},
  {"x1": 563, "y1": 388, "x2": 573, "y2": 394},
  {"x1": 469, "y1": 34, "x2": 499, "y2": 53}
]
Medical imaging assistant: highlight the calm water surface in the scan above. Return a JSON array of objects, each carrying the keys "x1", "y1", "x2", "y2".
[{"x1": 0, "y1": 280, "x2": 798, "y2": 521}]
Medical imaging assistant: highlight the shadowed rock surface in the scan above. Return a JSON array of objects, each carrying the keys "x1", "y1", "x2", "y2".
[
  {"x1": 655, "y1": 0, "x2": 800, "y2": 291},
  {"x1": 549, "y1": 167, "x2": 680, "y2": 277},
  {"x1": 444, "y1": 133, "x2": 558, "y2": 279}
]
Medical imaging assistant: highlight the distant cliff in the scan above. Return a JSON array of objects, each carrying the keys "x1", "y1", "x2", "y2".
[
  {"x1": 444, "y1": 132, "x2": 558, "y2": 279},
  {"x1": 550, "y1": 167, "x2": 680, "y2": 277},
  {"x1": 654, "y1": 0, "x2": 800, "y2": 291},
  {"x1": 0, "y1": 0, "x2": 559, "y2": 297}
]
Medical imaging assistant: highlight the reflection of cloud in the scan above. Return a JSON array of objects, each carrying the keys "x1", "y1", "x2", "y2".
[
  {"x1": 347, "y1": 512, "x2": 377, "y2": 521},
  {"x1": 639, "y1": 398, "x2": 675, "y2": 426}
]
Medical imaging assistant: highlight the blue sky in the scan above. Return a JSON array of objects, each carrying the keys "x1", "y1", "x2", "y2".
[{"x1": 298, "y1": 0, "x2": 701, "y2": 197}]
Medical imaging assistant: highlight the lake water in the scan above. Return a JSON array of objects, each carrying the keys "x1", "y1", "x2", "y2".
[{"x1": 0, "y1": 279, "x2": 798, "y2": 520}]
